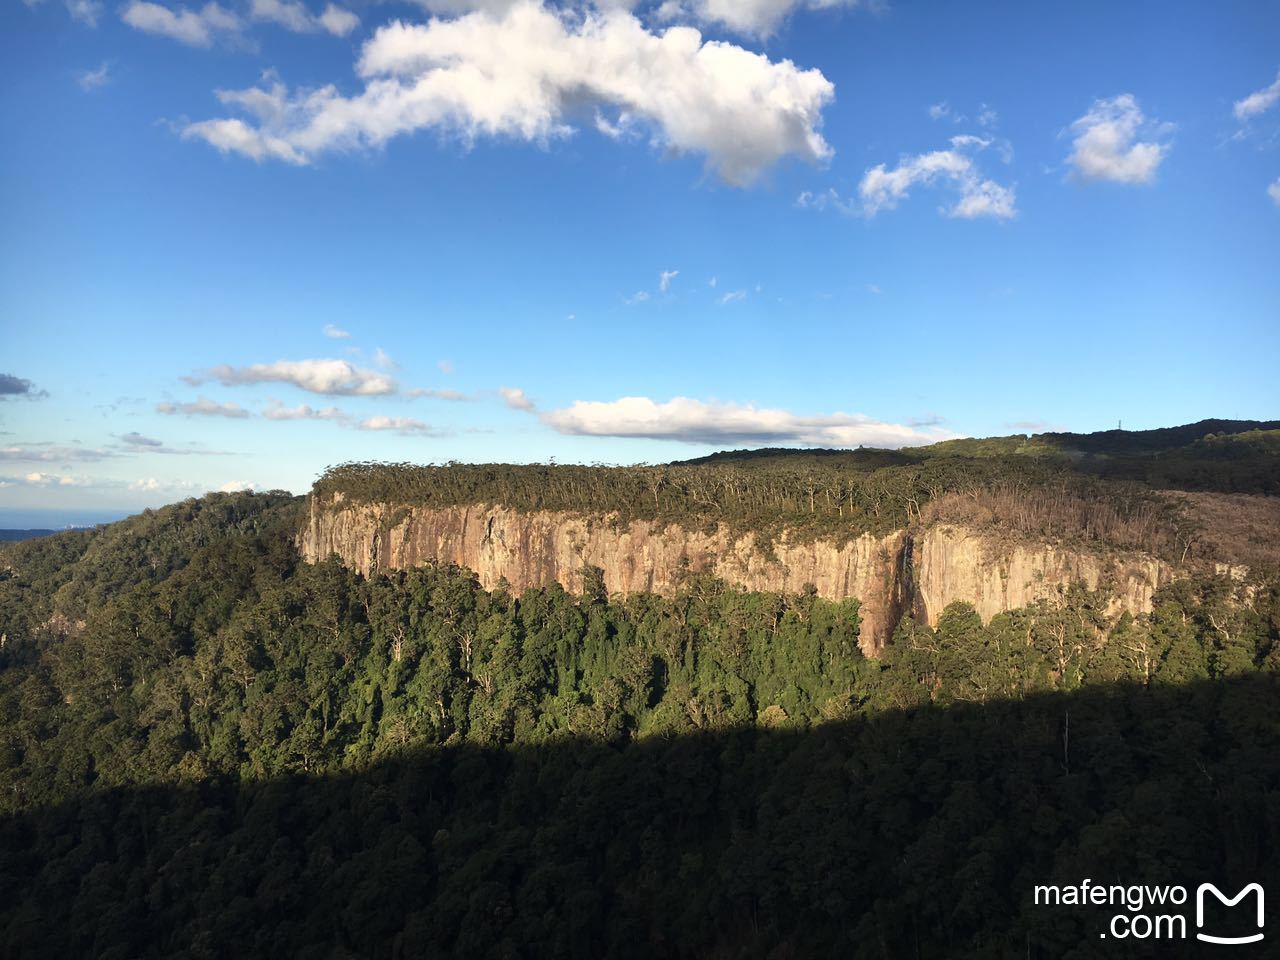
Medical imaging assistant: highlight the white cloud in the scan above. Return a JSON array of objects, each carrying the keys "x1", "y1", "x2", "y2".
[
  {"x1": 181, "y1": 3, "x2": 835, "y2": 186},
  {"x1": 156, "y1": 396, "x2": 250, "y2": 418},
  {"x1": 1066, "y1": 94, "x2": 1170, "y2": 185},
  {"x1": 659, "y1": 269, "x2": 679, "y2": 293},
  {"x1": 262, "y1": 399, "x2": 350, "y2": 421},
  {"x1": 1234, "y1": 70, "x2": 1280, "y2": 123},
  {"x1": 77, "y1": 62, "x2": 111, "y2": 91},
  {"x1": 373, "y1": 347, "x2": 396, "y2": 370},
  {"x1": 928, "y1": 101, "x2": 950, "y2": 121},
  {"x1": 66, "y1": 0, "x2": 103, "y2": 26},
  {"x1": 655, "y1": 0, "x2": 865, "y2": 39},
  {"x1": 250, "y1": 0, "x2": 359, "y2": 36},
  {"x1": 718, "y1": 289, "x2": 746, "y2": 304},
  {"x1": 859, "y1": 136, "x2": 1016, "y2": 219},
  {"x1": 121, "y1": 1, "x2": 243, "y2": 46},
  {"x1": 357, "y1": 415, "x2": 442, "y2": 436},
  {"x1": 183, "y1": 116, "x2": 307, "y2": 164},
  {"x1": 499, "y1": 386, "x2": 535, "y2": 411},
  {"x1": 1269, "y1": 179, "x2": 1280, "y2": 207},
  {"x1": 625, "y1": 290, "x2": 651, "y2": 305},
  {"x1": 216, "y1": 479, "x2": 260, "y2": 492},
  {"x1": 196, "y1": 358, "x2": 397, "y2": 395},
  {"x1": 322, "y1": 323, "x2": 351, "y2": 338},
  {"x1": 539, "y1": 396, "x2": 957, "y2": 447},
  {"x1": 318, "y1": 3, "x2": 359, "y2": 35}
]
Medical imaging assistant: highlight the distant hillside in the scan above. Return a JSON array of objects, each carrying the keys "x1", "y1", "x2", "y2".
[{"x1": 0, "y1": 492, "x2": 300, "y2": 647}]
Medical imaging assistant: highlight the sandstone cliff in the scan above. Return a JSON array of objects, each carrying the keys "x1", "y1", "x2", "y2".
[{"x1": 300, "y1": 494, "x2": 1170, "y2": 655}]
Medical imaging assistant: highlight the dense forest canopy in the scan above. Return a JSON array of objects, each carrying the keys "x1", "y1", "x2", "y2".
[
  {"x1": 2, "y1": 419, "x2": 1278, "y2": 957},
  {"x1": 315, "y1": 421, "x2": 1280, "y2": 565},
  {"x1": 1, "y1": 485, "x2": 1278, "y2": 956}
]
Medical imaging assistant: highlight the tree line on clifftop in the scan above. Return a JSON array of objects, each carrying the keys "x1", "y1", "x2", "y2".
[{"x1": 313, "y1": 421, "x2": 1280, "y2": 565}]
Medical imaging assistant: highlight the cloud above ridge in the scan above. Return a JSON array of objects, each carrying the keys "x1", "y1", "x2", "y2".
[{"x1": 538, "y1": 395, "x2": 957, "y2": 447}]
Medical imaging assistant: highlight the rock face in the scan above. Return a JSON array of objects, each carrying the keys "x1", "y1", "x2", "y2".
[
  {"x1": 300, "y1": 495, "x2": 1170, "y2": 655},
  {"x1": 910, "y1": 525, "x2": 1167, "y2": 627}
]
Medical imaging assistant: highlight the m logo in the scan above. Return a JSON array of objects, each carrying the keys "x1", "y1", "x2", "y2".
[{"x1": 1196, "y1": 883, "x2": 1265, "y2": 945}]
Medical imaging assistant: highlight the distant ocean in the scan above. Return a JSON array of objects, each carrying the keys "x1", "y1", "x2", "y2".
[{"x1": 0, "y1": 508, "x2": 130, "y2": 530}]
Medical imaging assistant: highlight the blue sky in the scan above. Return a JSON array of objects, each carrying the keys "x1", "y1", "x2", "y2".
[{"x1": 2, "y1": 0, "x2": 1278, "y2": 524}]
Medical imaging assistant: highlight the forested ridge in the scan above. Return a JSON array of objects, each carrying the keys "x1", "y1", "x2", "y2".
[
  {"x1": 1, "y1": 476, "x2": 1279, "y2": 957},
  {"x1": 313, "y1": 420, "x2": 1280, "y2": 564}
]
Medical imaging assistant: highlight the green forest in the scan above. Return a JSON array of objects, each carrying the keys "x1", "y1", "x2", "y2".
[{"x1": 1, "y1": 476, "x2": 1278, "y2": 956}]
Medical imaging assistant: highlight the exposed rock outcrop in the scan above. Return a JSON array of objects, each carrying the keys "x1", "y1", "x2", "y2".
[{"x1": 300, "y1": 494, "x2": 1171, "y2": 655}]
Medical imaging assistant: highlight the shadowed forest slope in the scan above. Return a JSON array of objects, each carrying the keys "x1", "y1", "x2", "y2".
[
  {"x1": 1, "y1": 678, "x2": 1277, "y2": 959},
  {"x1": 1, "y1": 470, "x2": 1278, "y2": 958}
]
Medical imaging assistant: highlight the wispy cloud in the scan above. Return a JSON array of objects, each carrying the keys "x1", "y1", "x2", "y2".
[
  {"x1": 1066, "y1": 94, "x2": 1171, "y2": 185},
  {"x1": 538, "y1": 396, "x2": 958, "y2": 448},
  {"x1": 11, "y1": 471, "x2": 96, "y2": 488},
  {"x1": 0, "y1": 444, "x2": 117, "y2": 463},
  {"x1": 262, "y1": 399, "x2": 350, "y2": 422},
  {"x1": 77, "y1": 61, "x2": 111, "y2": 91},
  {"x1": 119, "y1": 431, "x2": 164, "y2": 448},
  {"x1": 795, "y1": 188, "x2": 856, "y2": 215},
  {"x1": 192, "y1": 358, "x2": 397, "y2": 396},
  {"x1": 250, "y1": 0, "x2": 357, "y2": 36},
  {"x1": 120, "y1": 433, "x2": 232, "y2": 455},
  {"x1": 357, "y1": 415, "x2": 444, "y2": 436},
  {"x1": 659, "y1": 269, "x2": 679, "y2": 293},
  {"x1": 1234, "y1": 69, "x2": 1280, "y2": 123},
  {"x1": 157, "y1": 396, "x2": 250, "y2": 418},
  {"x1": 718, "y1": 290, "x2": 747, "y2": 305},
  {"x1": 66, "y1": 0, "x2": 103, "y2": 25},
  {"x1": 120, "y1": 0, "x2": 243, "y2": 47},
  {"x1": 405, "y1": 387, "x2": 470, "y2": 401},
  {"x1": 322, "y1": 323, "x2": 351, "y2": 339},
  {"x1": 625, "y1": 291, "x2": 651, "y2": 305}
]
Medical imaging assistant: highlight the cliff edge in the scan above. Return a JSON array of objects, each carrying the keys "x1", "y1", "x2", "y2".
[{"x1": 300, "y1": 493, "x2": 1171, "y2": 655}]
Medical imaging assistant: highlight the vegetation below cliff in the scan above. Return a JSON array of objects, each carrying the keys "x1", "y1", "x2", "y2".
[{"x1": 0, "y1": 491, "x2": 1278, "y2": 956}]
